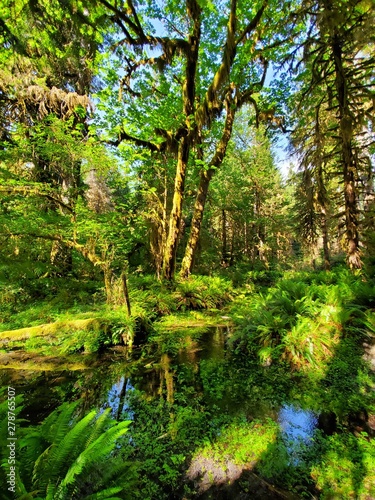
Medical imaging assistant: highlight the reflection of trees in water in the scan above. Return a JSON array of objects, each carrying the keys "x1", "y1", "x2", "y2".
[{"x1": 1, "y1": 321, "x2": 373, "y2": 498}]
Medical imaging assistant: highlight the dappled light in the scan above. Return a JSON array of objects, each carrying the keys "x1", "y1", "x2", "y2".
[{"x1": 1, "y1": 0, "x2": 375, "y2": 498}]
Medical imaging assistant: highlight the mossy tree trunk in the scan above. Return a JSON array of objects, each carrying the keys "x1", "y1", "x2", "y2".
[
  {"x1": 321, "y1": 207, "x2": 331, "y2": 271},
  {"x1": 162, "y1": 136, "x2": 192, "y2": 280},
  {"x1": 222, "y1": 209, "x2": 228, "y2": 266},
  {"x1": 50, "y1": 240, "x2": 73, "y2": 275},
  {"x1": 180, "y1": 92, "x2": 236, "y2": 278},
  {"x1": 162, "y1": 0, "x2": 202, "y2": 280},
  {"x1": 331, "y1": 35, "x2": 361, "y2": 269}
]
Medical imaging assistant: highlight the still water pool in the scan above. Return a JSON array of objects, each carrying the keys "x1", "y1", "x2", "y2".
[{"x1": 0, "y1": 326, "x2": 323, "y2": 498}]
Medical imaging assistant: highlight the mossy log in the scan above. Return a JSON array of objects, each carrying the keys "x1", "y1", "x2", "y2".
[{"x1": 0, "y1": 318, "x2": 108, "y2": 344}]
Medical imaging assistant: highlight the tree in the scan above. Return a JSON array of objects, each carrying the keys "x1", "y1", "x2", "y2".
[
  {"x1": 0, "y1": 1, "x2": 140, "y2": 302},
  {"x1": 95, "y1": 0, "x2": 278, "y2": 279},
  {"x1": 0, "y1": 111, "x2": 135, "y2": 302},
  {"x1": 197, "y1": 119, "x2": 289, "y2": 270},
  {"x1": 0, "y1": 0, "x2": 105, "y2": 276},
  {"x1": 290, "y1": 83, "x2": 335, "y2": 270},
  {"x1": 288, "y1": 0, "x2": 375, "y2": 268}
]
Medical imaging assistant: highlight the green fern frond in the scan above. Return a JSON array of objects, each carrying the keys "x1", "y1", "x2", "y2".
[
  {"x1": 45, "y1": 481, "x2": 57, "y2": 500},
  {"x1": 32, "y1": 443, "x2": 53, "y2": 486},
  {"x1": 15, "y1": 493, "x2": 43, "y2": 500},
  {"x1": 59, "y1": 420, "x2": 131, "y2": 491},
  {"x1": 92, "y1": 457, "x2": 137, "y2": 492},
  {"x1": 18, "y1": 431, "x2": 46, "y2": 490},
  {"x1": 84, "y1": 408, "x2": 114, "y2": 450},
  {"x1": 40, "y1": 401, "x2": 80, "y2": 445},
  {"x1": 83, "y1": 486, "x2": 124, "y2": 499},
  {"x1": 40, "y1": 409, "x2": 98, "y2": 490}
]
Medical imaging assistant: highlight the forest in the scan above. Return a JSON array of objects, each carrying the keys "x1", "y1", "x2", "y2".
[{"x1": 0, "y1": 0, "x2": 374, "y2": 498}]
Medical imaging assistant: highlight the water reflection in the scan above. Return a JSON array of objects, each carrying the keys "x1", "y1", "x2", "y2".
[
  {"x1": 279, "y1": 405, "x2": 318, "y2": 441},
  {"x1": 1, "y1": 327, "x2": 320, "y2": 453},
  {"x1": 278, "y1": 404, "x2": 318, "y2": 463},
  {"x1": 106, "y1": 376, "x2": 135, "y2": 419},
  {"x1": 0, "y1": 326, "x2": 328, "y2": 498}
]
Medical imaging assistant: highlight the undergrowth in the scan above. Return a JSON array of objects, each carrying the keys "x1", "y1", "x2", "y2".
[
  {"x1": 0, "y1": 398, "x2": 136, "y2": 499},
  {"x1": 231, "y1": 266, "x2": 375, "y2": 372}
]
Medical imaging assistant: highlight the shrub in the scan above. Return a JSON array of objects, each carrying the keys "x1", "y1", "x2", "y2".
[{"x1": 237, "y1": 269, "x2": 374, "y2": 370}]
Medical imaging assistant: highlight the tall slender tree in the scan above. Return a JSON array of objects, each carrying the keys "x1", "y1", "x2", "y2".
[{"x1": 289, "y1": 0, "x2": 375, "y2": 268}]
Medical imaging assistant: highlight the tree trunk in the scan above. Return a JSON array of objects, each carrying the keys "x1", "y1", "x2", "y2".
[
  {"x1": 162, "y1": 136, "x2": 190, "y2": 280},
  {"x1": 50, "y1": 240, "x2": 73, "y2": 275},
  {"x1": 162, "y1": 0, "x2": 201, "y2": 280},
  {"x1": 321, "y1": 207, "x2": 331, "y2": 271},
  {"x1": 103, "y1": 265, "x2": 114, "y2": 304},
  {"x1": 229, "y1": 225, "x2": 235, "y2": 266},
  {"x1": 180, "y1": 91, "x2": 236, "y2": 277},
  {"x1": 331, "y1": 33, "x2": 361, "y2": 268},
  {"x1": 180, "y1": 168, "x2": 213, "y2": 277},
  {"x1": 121, "y1": 270, "x2": 132, "y2": 316},
  {"x1": 222, "y1": 209, "x2": 228, "y2": 265}
]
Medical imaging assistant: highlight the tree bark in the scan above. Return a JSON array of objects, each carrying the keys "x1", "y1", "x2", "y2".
[
  {"x1": 162, "y1": 136, "x2": 191, "y2": 280},
  {"x1": 180, "y1": 91, "x2": 236, "y2": 277},
  {"x1": 222, "y1": 209, "x2": 228, "y2": 265},
  {"x1": 50, "y1": 239, "x2": 73, "y2": 275},
  {"x1": 121, "y1": 269, "x2": 132, "y2": 316},
  {"x1": 321, "y1": 207, "x2": 331, "y2": 271},
  {"x1": 161, "y1": 0, "x2": 201, "y2": 280},
  {"x1": 331, "y1": 30, "x2": 361, "y2": 268}
]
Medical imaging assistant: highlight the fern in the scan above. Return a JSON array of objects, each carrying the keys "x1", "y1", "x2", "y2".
[
  {"x1": 58, "y1": 420, "x2": 131, "y2": 487},
  {"x1": 92, "y1": 457, "x2": 136, "y2": 491},
  {"x1": 38, "y1": 401, "x2": 80, "y2": 445},
  {"x1": 53, "y1": 420, "x2": 131, "y2": 499},
  {"x1": 84, "y1": 487, "x2": 124, "y2": 499},
  {"x1": 36, "y1": 409, "x2": 98, "y2": 491},
  {"x1": 84, "y1": 408, "x2": 114, "y2": 449},
  {"x1": 15, "y1": 402, "x2": 133, "y2": 500}
]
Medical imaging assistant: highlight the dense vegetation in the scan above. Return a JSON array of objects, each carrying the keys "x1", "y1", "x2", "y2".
[{"x1": 0, "y1": 0, "x2": 374, "y2": 498}]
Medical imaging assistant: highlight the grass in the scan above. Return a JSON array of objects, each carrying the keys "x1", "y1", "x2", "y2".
[
  {"x1": 310, "y1": 432, "x2": 375, "y2": 499},
  {"x1": 197, "y1": 417, "x2": 279, "y2": 466}
]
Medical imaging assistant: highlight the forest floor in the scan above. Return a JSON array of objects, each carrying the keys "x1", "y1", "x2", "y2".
[{"x1": 0, "y1": 265, "x2": 375, "y2": 498}]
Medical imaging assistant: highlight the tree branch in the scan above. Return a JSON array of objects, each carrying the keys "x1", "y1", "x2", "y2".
[
  {"x1": 2, "y1": 230, "x2": 105, "y2": 268},
  {"x1": 195, "y1": 0, "x2": 237, "y2": 127},
  {"x1": 236, "y1": 1, "x2": 268, "y2": 46},
  {"x1": 0, "y1": 185, "x2": 74, "y2": 213},
  {"x1": 108, "y1": 128, "x2": 167, "y2": 152}
]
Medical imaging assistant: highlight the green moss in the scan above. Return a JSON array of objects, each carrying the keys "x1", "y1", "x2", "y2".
[
  {"x1": 311, "y1": 433, "x2": 375, "y2": 499},
  {"x1": 0, "y1": 311, "x2": 137, "y2": 354},
  {"x1": 0, "y1": 318, "x2": 106, "y2": 342},
  {"x1": 195, "y1": 417, "x2": 279, "y2": 467}
]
